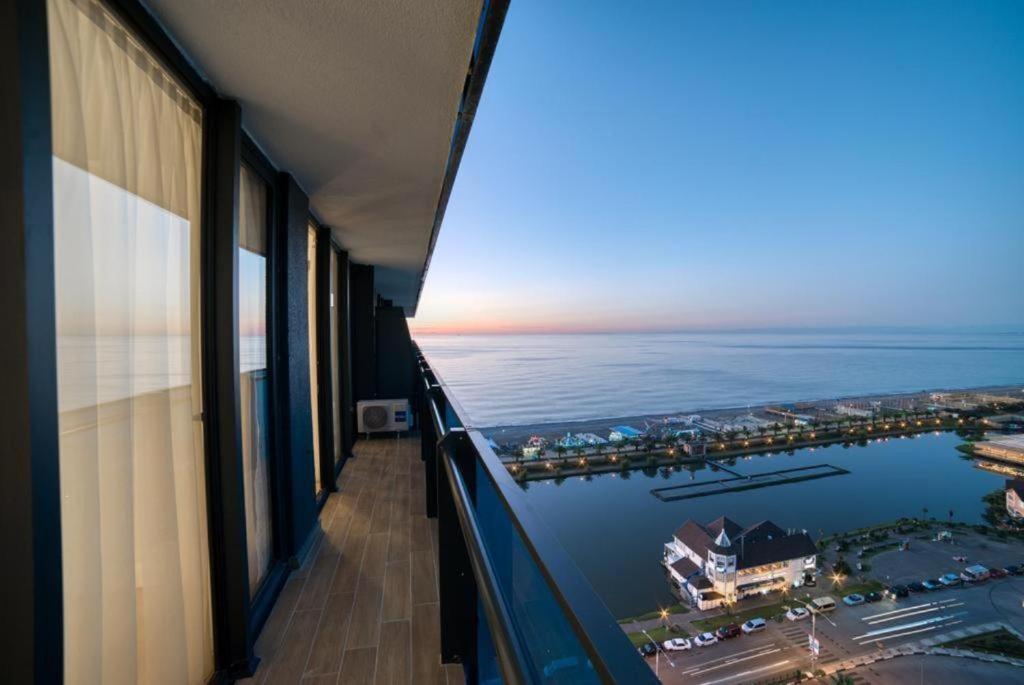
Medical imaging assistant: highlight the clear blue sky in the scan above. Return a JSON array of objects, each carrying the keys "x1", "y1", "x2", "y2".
[{"x1": 413, "y1": 0, "x2": 1024, "y2": 334}]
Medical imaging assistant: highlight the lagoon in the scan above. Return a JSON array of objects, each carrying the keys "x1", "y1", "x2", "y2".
[{"x1": 517, "y1": 431, "x2": 1005, "y2": 618}]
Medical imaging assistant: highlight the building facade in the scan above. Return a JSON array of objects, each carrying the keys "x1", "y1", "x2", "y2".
[
  {"x1": 664, "y1": 517, "x2": 818, "y2": 610},
  {"x1": 1007, "y1": 480, "x2": 1024, "y2": 519}
]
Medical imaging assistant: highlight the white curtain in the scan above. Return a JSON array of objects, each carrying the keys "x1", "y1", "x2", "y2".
[
  {"x1": 239, "y1": 164, "x2": 273, "y2": 597},
  {"x1": 308, "y1": 223, "x2": 322, "y2": 492},
  {"x1": 48, "y1": 0, "x2": 214, "y2": 683}
]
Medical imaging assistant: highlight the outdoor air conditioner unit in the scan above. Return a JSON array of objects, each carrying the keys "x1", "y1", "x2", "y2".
[{"x1": 357, "y1": 399, "x2": 411, "y2": 434}]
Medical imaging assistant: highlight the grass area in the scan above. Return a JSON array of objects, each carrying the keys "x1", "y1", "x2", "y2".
[
  {"x1": 858, "y1": 542, "x2": 900, "y2": 560},
  {"x1": 617, "y1": 602, "x2": 689, "y2": 624},
  {"x1": 690, "y1": 600, "x2": 791, "y2": 632},
  {"x1": 836, "y1": 579, "x2": 884, "y2": 596},
  {"x1": 625, "y1": 624, "x2": 688, "y2": 647},
  {"x1": 941, "y1": 628, "x2": 1024, "y2": 659}
]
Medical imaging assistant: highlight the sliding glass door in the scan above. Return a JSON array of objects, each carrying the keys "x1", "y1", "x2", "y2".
[
  {"x1": 48, "y1": 0, "x2": 214, "y2": 682},
  {"x1": 308, "y1": 223, "x2": 323, "y2": 493},
  {"x1": 330, "y1": 249, "x2": 343, "y2": 467},
  {"x1": 239, "y1": 164, "x2": 273, "y2": 597}
]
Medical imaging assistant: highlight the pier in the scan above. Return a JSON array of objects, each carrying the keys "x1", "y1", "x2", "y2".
[{"x1": 650, "y1": 463, "x2": 850, "y2": 501}]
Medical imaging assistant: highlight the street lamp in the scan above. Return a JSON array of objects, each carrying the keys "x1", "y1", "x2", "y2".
[
  {"x1": 789, "y1": 597, "x2": 838, "y2": 676},
  {"x1": 640, "y1": 628, "x2": 675, "y2": 677}
]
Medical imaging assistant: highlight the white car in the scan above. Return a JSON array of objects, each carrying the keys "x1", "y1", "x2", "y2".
[
  {"x1": 785, "y1": 607, "x2": 810, "y2": 621},
  {"x1": 939, "y1": 573, "x2": 961, "y2": 587},
  {"x1": 662, "y1": 638, "x2": 692, "y2": 652},
  {"x1": 693, "y1": 632, "x2": 719, "y2": 647},
  {"x1": 741, "y1": 618, "x2": 767, "y2": 634}
]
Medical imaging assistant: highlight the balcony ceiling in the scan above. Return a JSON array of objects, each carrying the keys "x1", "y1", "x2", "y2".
[{"x1": 144, "y1": 0, "x2": 486, "y2": 311}]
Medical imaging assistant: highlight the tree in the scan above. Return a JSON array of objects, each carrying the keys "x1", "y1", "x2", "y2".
[{"x1": 555, "y1": 444, "x2": 567, "y2": 459}]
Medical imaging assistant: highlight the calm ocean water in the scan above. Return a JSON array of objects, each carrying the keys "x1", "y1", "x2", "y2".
[{"x1": 414, "y1": 331, "x2": 1024, "y2": 427}]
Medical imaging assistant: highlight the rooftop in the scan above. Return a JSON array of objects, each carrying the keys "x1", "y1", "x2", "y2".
[{"x1": 673, "y1": 516, "x2": 817, "y2": 570}]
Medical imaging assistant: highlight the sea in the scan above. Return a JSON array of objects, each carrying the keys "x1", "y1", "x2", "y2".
[{"x1": 414, "y1": 330, "x2": 1024, "y2": 428}]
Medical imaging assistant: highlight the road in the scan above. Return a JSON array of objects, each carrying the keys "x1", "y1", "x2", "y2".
[{"x1": 649, "y1": 578, "x2": 1024, "y2": 685}]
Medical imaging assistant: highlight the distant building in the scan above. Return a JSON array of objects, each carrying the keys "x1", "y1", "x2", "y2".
[
  {"x1": 576, "y1": 432, "x2": 608, "y2": 446},
  {"x1": 683, "y1": 442, "x2": 706, "y2": 458},
  {"x1": 835, "y1": 405, "x2": 873, "y2": 419},
  {"x1": 663, "y1": 516, "x2": 817, "y2": 610},
  {"x1": 555, "y1": 433, "x2": 589, "y2": 449},
  {"x1": 609, "y1": 425, "x2": 642, "y2": 442},
  {"x1": 982, "y1": 414, "x2": 1024, "y2": 430},
  {"x1": 974, "y1": 435, "x2": 1024, "y2": 465},
  {"x1": 522, "y1": 435, "x2": 547, "y2": 458},
  {"x1": 1007, "y1": 480, "x2": 1024, "y2": 519}
]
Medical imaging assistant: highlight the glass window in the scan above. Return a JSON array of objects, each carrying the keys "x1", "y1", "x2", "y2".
[
  {"x1": 239, "y1": 164, "x2": 272, "y2": 597},
  {"x1": 308, "y1": 223, "x2": 322, "y2": 493},
  {"x1": 330, "y1": 250, "x2": 343, "y2": 465},
  {"x1": 48, "y1": 0, "x2": 213, "y2": 682}
]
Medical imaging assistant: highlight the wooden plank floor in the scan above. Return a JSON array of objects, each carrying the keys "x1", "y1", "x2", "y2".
[{"x1": 243, "y1": 437, "x2": 464, "y2": 685}]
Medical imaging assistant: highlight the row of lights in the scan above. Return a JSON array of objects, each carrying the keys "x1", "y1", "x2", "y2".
[{"x1": 513, "y1": 415, "x2": 958, "y2": 474}]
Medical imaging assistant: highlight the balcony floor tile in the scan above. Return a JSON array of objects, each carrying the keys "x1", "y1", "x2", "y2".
[{"x1": 247, "y1": 436, "x2": 461, "y2": 685}]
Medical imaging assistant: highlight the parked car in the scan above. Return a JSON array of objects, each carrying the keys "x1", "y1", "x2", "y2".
[
  {"x1": 716, "y1": 623, "x2": 742, "y2": 640},
  {"x1": 961, "y1": 565, "x2": 990, "y2": 583},
  {"x1": 939, "y1": 573, "x2": 962, "y2": 587},
  {"x1": 990, "y1": 567, "x2": 1009, "y2": 579},
  {"x1": 662, "y1": 638, "x2": 692, "y2": 652},
  {"x1": 785, "y1": 607, "x2": 810, "y2": 621},
  {"x1": 812, "y1": 596, "x2": 838, "y2": 613},
  {"x1": 907, "y1": 581, "x2": 927, "y2": 593},
  {"x1": 885, "y1": 584, "x2": 910, "y2": 599},
  {"x1": 921, "y1": 579, "x2": 943, "y2": 591},
  {"x1": 742, "y1": 618, "x2": 767, "y2": 634},
  {"x1": 638, "y1": 642, "x2": 657, "y2": 658},
  {"x1": 694, "y1": 632, "x2": 719, "y2": 647},
  {"x1": 1005, "y1": 565, "x2": 1022, "y2": 576},
  {"x1": 842, "y1": 593, "x2": 865, "y2": 606},
  {"x1": 864, "y1": 591, "x2": 882, "y2": 603}
]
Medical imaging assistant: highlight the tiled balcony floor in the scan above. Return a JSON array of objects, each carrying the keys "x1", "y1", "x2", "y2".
[{"x1": 244, "y1": 436, "x2": 462, "y2": 684}]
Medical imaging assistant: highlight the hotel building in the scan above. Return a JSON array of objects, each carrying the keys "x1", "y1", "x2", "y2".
[{"x1": 664, "y1": 517, "x2": 818, "y2": 610}]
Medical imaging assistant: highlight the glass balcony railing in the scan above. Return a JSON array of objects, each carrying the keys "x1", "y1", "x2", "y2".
[{"x1": 414, "y1": 344, "x2": 658, "y2": 684}]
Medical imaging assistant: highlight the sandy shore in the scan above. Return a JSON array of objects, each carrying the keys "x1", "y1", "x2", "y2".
[{"x1": 480, "y1": 383, "x2": 1023, "y2": 444}]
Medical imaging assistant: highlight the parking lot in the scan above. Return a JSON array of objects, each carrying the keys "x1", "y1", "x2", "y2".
[
  {"x1": 646, "y1": 533, "x2": 1024, "y2": 684},
  {"x1": 868, "y1": 529, "x2": 1023, "y2": 588}
]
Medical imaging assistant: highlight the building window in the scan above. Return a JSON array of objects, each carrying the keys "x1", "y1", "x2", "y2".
[
  {"x1": 307, "y1": 223, "x2": 322, "y2": 493},
  {"x1": 239, "y1": 163, "x2": 273, "y2": 597},
  {"x1": 48, "y1": 0, "x2": 213, "y2": 681}
]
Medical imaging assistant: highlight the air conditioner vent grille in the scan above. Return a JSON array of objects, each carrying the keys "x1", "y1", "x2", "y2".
[{"x1": 362, "y1": 405, "x2": 389, "y2": 430}]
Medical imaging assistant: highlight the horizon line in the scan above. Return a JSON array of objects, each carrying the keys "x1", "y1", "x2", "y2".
[{"x1": 408, "y1": 323, "x2": 1024, "y2": 336}]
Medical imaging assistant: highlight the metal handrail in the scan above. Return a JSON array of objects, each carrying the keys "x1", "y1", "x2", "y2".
[
  {"x1": 414, "y1": 345, "x2": 659, "y2": 684},
  {"x1": 440, "y1": 436, "x2": 531, "y2": 684}
]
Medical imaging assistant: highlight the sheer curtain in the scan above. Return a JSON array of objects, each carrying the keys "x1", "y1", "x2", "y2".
[
  {"x1": 48, "y1": 0, "x2": 214, "y2": 682},
  {"x1": 308, "y1": 223, "x2": 322, "y2": 493},
  {"x1": 239, "y1": 164, "x2": 273, "y2": 597}
]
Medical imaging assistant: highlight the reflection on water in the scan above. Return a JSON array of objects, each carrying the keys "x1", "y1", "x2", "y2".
[{"x1": 519, "y1": 431, "x2": 1008, "y2": 618}]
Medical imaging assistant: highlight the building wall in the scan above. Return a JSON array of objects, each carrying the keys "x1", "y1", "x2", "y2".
[{"x1": 1008, "y1": 490, "x2": 1024, "y2": 519}]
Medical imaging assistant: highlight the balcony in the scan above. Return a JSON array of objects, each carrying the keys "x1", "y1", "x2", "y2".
[
  {"x1": 243, "y1": 437, "x2": 461, "y2": 684},
  {"x1": 239, "y1": 349, "x2": 658, "y2": 684}
]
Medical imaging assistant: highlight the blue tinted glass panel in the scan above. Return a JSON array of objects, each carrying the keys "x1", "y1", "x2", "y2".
[{"x1": 472, "y1": 461, "x2": 601, "y2": 684}]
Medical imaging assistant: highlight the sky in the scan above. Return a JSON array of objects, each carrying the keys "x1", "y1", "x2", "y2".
[{"x1": 411, "y1": 0, "x2": 1024, "y2": 335}]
